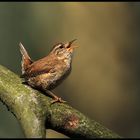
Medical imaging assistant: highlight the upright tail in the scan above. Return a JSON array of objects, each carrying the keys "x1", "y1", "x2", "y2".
[{"x1": 19, "y1": 42, "x2": 33, "y2": 76}]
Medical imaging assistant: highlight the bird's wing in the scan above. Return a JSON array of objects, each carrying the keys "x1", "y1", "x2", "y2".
[{"x1": 21, "y1": 56, "x2": 58, "y2": 78}]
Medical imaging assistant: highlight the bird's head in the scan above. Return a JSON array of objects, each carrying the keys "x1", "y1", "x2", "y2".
[{"x1": 50, "y1": 39, "x2": 78, "y2": 59}]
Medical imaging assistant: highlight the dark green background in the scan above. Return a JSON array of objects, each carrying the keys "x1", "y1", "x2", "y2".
[{"x1": 0, "y1": 2, "x2": 140, "y2": 138}]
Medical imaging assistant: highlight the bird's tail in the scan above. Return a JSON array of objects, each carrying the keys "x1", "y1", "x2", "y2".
[{"x1": 19, "y1": 42, "x2": 33, "y2": 76}]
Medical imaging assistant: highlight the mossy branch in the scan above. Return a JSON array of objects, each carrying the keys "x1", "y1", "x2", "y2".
[{"x1": 0, "y1": 65, "x2": 121, "y2": 138}]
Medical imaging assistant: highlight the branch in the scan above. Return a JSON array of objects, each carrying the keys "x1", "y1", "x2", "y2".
[{"x1": 0, "y1": 65, "x2": 121, "y2": 138}]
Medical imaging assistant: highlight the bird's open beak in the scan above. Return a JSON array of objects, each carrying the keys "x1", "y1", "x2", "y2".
[
  {"x1": 69, "y1": 39, "x2": 77, "y2": 46},
  {"x1": 66, "y1": 39, "x2": 79, "y2": 52}
]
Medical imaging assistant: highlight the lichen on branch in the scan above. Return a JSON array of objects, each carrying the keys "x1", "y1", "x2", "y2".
[{"x1": 0, "y1": 65, "x2": 121, "y2": 138}]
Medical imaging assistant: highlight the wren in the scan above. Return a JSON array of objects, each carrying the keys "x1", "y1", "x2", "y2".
[{"x1": 19, "y1": 39, "x2": 78, "y2": 103}]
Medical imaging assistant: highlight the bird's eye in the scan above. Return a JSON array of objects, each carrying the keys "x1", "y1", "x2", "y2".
[{"x1": 59, "y1": 45, "x2": 64, "y2": 49}]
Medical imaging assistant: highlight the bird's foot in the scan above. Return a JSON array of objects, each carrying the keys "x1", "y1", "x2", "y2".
[{"x1": 51, "y1": 97, "x2": 66, "y2": 104}]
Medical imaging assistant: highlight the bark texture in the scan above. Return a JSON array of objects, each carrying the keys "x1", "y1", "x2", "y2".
[{"x1": 0, "y1": 65, "x2": 121, "y2": 138}]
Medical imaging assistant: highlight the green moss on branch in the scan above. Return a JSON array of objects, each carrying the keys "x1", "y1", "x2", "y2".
[{"x1": 0, "y1": 65, "x2": 121, "y2": 138}]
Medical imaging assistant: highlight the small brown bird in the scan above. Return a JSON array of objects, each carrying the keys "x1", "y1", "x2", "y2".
[{"x1": 19, "y1": 40, "x2": 78, "y2": 103}]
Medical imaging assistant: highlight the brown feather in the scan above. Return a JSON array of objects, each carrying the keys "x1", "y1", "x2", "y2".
[
  {"x1": 22, "y1": 54, "x2": 59, "y2": 78},
  {"x1": 19, "y1": 42, "x2": 33, "y2": 75}
]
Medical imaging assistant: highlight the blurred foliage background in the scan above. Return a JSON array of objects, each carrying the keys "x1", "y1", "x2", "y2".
[{"x1": 0, "y1": 2, "x2": 140, "y2": 138}]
